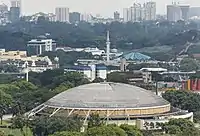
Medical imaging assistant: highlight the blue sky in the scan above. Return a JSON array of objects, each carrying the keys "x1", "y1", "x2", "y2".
[{"x1": 2, "y1": 0, "x2": 200, "y2": 17}]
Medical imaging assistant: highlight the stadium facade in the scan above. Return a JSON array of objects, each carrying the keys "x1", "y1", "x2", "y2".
[{"x1": 28, "y1": 82, "x2": 193, "y2": 130}]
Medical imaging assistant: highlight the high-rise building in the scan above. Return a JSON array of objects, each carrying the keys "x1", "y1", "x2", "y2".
[
  {"x1": 123, "y1": 1, "x2": 157, "y2": 22},
  {"x1": 144, "y1": 2, "x2": 156, "y2": 20},
  {"x1": 114, "y1": 11, "x2": 120, "y2": 20},
  {"x1": 9, "y1": 7, "x2": 20, "y2": 22},
  {"x1": 80, "y1": 13, "x2": 92, "y2": 22},
  {"x1": 180, "y1": 5, "x2": 190, "y2": 20},
  {"x1": 167, "y1": 5, "x2": 182, "y2": 21},
  {"x1": 10, "y1": 0, "x2": 21, "y2": 7},
  {"x1": 131, "y1": 3, "x2": 142, "y2": 22},
  {"x1": 10, "y1": 0, "x2": 21, "y2": 16},
  {"x1": 123, "y1": 8, "x2": 129, "y2": 22},
  {"x1": 69, "y1": 12, "x2": 80, "y2": 23},
  {"x1": 55, "y1": 7, "x2": 69, "y2": 22},
  {"x1": 0, "y1": 3, "x2": 9, "y2": 25}
]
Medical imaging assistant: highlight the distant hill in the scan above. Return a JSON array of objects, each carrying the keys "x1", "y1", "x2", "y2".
[{"x1": 0, "y1": 20, "x2": 199, "y2": 52}]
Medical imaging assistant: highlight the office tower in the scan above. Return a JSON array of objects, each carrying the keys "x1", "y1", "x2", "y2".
[
  {"x1": 80, "y1": 13, "x2": 92, "y2": 22},
  {"x1": 123, "y1": 8, "x2": 129, "y2": 22},
  {"x1": 10, "y1": 0, "x2": 21, "y2": 7},
  {"x1": 55, "y1": 7, "x2": 69, "y2": 22},
  {"x1": 10, "y1": 0, "x2": 21, "y2": 16},
  {"x1": 167, "y1": 5, "x2": 182, "y2": 21},
  {"x1": 114, "y1": 11, "x2": 120, "y2": 20},
  {"x1": 123, "y1": 1, "x2": 157, "y2": 22},
  {"x1": 180, "y1": 5, "x2": 190, "y2": 20},
  {"x1": 9, "y1": 7, "x2": 20, "y2": 22},
  {"x1": 69, "y1": 12, "x2": 80, "y2": 23},
  {"x1": 0, "y1": 4, "x2": 9, "y2": 24},
  {"x1": 144, "y1": 2, "x2": 156, "y2": 20},
  {"x1": 131, "y1": 3, "x2": 142, "y2": 22}
]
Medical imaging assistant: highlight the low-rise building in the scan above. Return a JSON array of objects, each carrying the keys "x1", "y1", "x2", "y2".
[
  {"x1": 0, "y1": 49, "x2": 59, "y2": 73},
  {"x1": 64, "y1": 64, "x2": 107, "y2": 81},
  {"x1": 27, "y1": 38, "x2": 56, "y2": 56}
]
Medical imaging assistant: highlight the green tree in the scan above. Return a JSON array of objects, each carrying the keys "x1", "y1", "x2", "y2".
[
  {"x1": 162, "y1": 90, "x2": 200, "y2": 112},
  {"x1": 165, "y1": 125, "x2": 181, "y2": 134},
  {"x1": 49, "y1": 131, "x2": 82, "y2": 136},
  {"x1": 0, "y1": 90, "x2": 12, "y2": 124},
  {"x1": 88, "y1": 113, "x2": 104, "y2": 128},
  {"x1": 86, "y1": 126, "x2": 126, "y2": 136},
  {"x1": 162, "y1": 119, "x2": 200, "y2": 135},
  {"x1": 179, "y1": 58, "x2": 199, "y2": 72},
  {"x1": 53, "y1": 82, "x2": 73, "y2": 93},
  {"x1": 120, "y1": 124, "x2": 143, "y2": 136},
  {"x1": 11, "y1": 115, "x2": 31, "y2": 136},
  {"x1": 31, "y1": 116, "x2": 83, "y2": 136},
  {"x1": 107, "y1": 72, "x2": 128, "y2": 83}
]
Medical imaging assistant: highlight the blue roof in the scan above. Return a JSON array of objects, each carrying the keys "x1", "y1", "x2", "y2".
[
  {"x1": 123, "y1": 52, "x2": 151, "y2": 61},
  {"x1": 96, "y1": 66, "x2": 107, "y2": 70}
]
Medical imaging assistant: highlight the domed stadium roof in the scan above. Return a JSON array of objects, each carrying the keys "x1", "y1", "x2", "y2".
[
  {"x1": 45, "y1": 82, "x2": 169, "y2": 109},
  {"x1": 123, "y1": 52, "x2": 151, "y2": 61}
]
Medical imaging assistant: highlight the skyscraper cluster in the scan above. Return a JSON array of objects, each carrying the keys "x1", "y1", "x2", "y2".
[
  {"x1": 0, "y1": 0, "x2": 21, "y2": 25},
  {"x1": 123, "y1": 1, "x2": 156, "y2": 22},
  {"x1": 55, "y1": 7, "x2": 91, "y2": 23}
]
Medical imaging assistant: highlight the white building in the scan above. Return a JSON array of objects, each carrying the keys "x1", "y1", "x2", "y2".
[
  {"x1": 80, "y1": 13, "x2": 92, "y2": 22},
  {"x1": 10, "y1": 0, "x2": 21, "y2": 7},
  {"x1": 167, "y1": 4, "x2": 182, "y2": 22},
  {"x1": 56, "y1": 47, "x2": 105, "y2": 56},
  {"x1": 55, "y1": 7, "x2": 69, "y2": 22},
  {"x1": 123, "y1": 8, "x2": 129, "y2": 22},
  {"x1": 65, "y1": 64, "x2": 107, "y2": 81},
  {"x1": 144, "y1": 2, "x2": 156, "y2": 20},
  {"x1": 10, "y1": 0, "x2": 21, "y2": 16},
  {"x1": 123, "y1": 1, "x2": 157, "y2": 22},
  {"x1": 27, "y1": 39, "x2": 56, "y2": 55}
]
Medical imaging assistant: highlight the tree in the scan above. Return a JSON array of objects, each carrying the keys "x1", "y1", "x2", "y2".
[
  {"x1": 162, "y1": 119, "x2": 200, "y2": 135},
  {"x1": 165, "y1": 125, "x2": 181, "y2": 134},
  {"x1": 49, "y1": 131, "x2": 82, "y2": 136},
  {"x1": 179, "y1": 58, "x2": 199, "y2": 72},
  {"x1": 120, "y1": 124, "x2": 143, "y2": 136},
  {"x1": 92, "y1": 78, "x2": 105, "y2": 83},
  {"x1": 85, "y1": 126, "x2": 126, "y2": 136},
  {"x1": 11, "y1": 115, "x2": 29, "y2": 136},
  {"x1": 53, "y1": 82, "x2": 73, "y2": 93},
  {"x1": 0, "y1": 90, "x2": 12, "y2": 124},
  {"x1": 30, "y1": 116, "x2": 83, "y2": 136},
  {"x1": 88, "y1": 113, "x2": 104, "y2": 128},
  {"x1": 162, "y1": 90, "x2": 200, "y2": 112},
  {"x1": 107, "y1": 72, "x2": 128, "y2": 83}
]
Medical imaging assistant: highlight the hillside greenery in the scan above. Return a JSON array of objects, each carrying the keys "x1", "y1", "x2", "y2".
[{"x1": 0, "y1": 20, "x2": 199, "y2": 53}]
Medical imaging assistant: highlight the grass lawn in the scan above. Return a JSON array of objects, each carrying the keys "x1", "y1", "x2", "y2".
[
  {"x1": 0, "y1": 126, "x2": 33, "y2": 136},
  {"x1": 0, "y1": 128, "x2": 23, "y2": 136}
]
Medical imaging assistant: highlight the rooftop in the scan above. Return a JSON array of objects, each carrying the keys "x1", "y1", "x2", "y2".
[
  {"x1": 45, "y1": 82, "x2": 170, "y2": 109},
  {"x1": 122, "y1": 52, "x2": 151, "y2": 61}
]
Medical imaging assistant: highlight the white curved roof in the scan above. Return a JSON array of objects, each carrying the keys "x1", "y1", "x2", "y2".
[{"x1": 45, "y1": 82, "x2": 169, "y2": 109}]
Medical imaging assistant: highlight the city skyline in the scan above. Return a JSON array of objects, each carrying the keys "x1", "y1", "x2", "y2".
[{"x1": 0, "y1": 0, "x2": 200, "y2": 17}]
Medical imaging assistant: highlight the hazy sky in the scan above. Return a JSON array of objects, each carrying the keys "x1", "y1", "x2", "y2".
[{"x1": 1, "y1": 0, "x2": 200, "y2": 17}]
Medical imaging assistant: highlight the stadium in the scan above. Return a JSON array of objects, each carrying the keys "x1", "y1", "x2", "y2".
[{"x1": 28, "y1": 82, "x2": 193, "y2": 128}]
